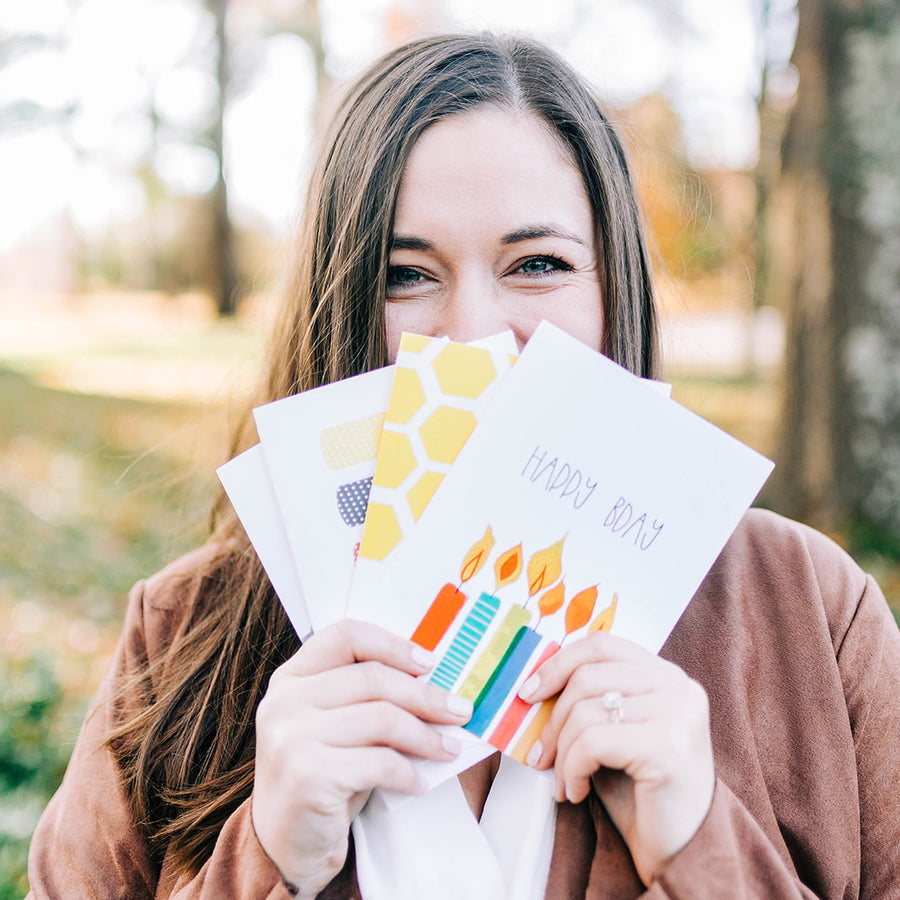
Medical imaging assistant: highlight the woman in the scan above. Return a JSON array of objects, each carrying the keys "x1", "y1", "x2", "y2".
[{"x1": 28, "y1": 32, "x2": 900, "y2": 900}]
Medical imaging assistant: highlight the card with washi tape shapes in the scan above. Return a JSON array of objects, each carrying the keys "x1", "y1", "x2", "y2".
[{"x1": 253, "y1": 367, "x2": 395, "y2": 631}]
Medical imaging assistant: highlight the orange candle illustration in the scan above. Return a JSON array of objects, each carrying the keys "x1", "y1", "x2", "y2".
[
  {"x1": 563, "y1": 584, "x2": 598, "y2": 642},
  {"x1": 494, "y1": 542, "x2": 523, "y2": 589},
  {"x1": 536, "y1": 580, "x2": 565, "y2": 625},
  {"x1": 410, "y1": 526, "x2": 495, "y2": 650},
  {"x1": 588, "y1": 593, "x2": 618, "y2": 634}
]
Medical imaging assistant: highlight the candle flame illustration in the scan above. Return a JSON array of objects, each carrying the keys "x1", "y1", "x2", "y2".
[
  {"x1": 565, "y1": 584, "x2": 598, "y2": 635},
  {"x1": 537, "y1": 580, "x2": 565, "y2": 621},
  {"x1": 526, "y1": 535, "x2": 566, "y2": 596},
  {"x1": 588, "y1": 593, "x2": 618, "y2": 634},
  {"x1": 494, "y1": 543, "x2": 523, "y2": 590},
  {"x1": 460, "y1": 525, "x2": 495, "y2": 583}
]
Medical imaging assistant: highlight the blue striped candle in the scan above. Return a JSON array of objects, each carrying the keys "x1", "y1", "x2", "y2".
[
  {"x1": 465, "y1": 626, "x2": 542, "y2": 737},
  {"x1": 429, "y1": 592, "x2": 500, "y2": 691}
]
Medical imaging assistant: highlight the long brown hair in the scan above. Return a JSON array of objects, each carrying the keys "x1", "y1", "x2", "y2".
[{"x1": 109, "y1": 31, "x2": 659, "y2": 875}]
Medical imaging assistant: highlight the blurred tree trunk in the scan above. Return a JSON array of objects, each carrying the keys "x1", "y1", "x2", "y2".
[
  {"x1": 770, "y1": 0, "x2": 834, "y2": 525},
  {"x1": 298, "y1": 0, "x2": 330, "y2": 116},
  {"x1": 210, "y1": 0, "x2": 240, "y2": 318},
  {"x1": 773, "y1": 0, "x2": 900, "y2": 545}
]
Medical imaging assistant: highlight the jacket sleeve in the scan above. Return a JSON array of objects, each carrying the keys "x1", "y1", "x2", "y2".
[
  {"x1": 643, "y1": 574, "x2": 900, "y2": 899},
  {"x1": 26, "y1": 577, "x2": 298, "y2": 900}
]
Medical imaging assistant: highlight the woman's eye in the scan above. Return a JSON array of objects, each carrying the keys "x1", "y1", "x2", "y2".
[
  {"x1": 387, "y1": 266, "x2": 424, "y2": 288},
  {"x1": 517, "y1": 255, "x2": 573, "y2": 275}
]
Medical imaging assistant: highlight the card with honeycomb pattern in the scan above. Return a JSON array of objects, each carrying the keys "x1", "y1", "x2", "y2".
[{"x1": 354, "y1": 333, "x2": 516, "y2": 566}]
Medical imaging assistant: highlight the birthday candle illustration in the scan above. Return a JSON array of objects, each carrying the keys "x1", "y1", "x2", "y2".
[
  {"x1": 466, "y1": 625, "x2": 543, "y2": 736},
  {"x1": 508, "y1": 586, "x2": 605, "y2": 761},
  {"x1": 457, "y1": 542, "x2": 528, "y2": 702},
  {"x1": 511, "y1": 698, "x2": 555, "y2": 765},
  {"x1": 588, "y1": 593, "x2": 618, "y2": 634},
  {"x1": 563, "y1": 584, "x2": 598, "y2": 642},
  {"x1": 488, "y1": 641, "x2": 560, "y2": 751},
  {"x1": 526, "y1": 536, "x2": 565, "y2": 600},
  {"x1": 536, "y1": 580, "x2": 565, "y2": 625},
  {"x1": 429, "y1": 592, "x2": 500, "y2": 690},
  {"x1": 458, "y1": 603, "x2": 531, "y2": 702},
  {"x1": 410, "y1": 526, "x2": 494, "y2": 651},
  {"x1": 494, "y1": 543, "x2": 523, "y2": 588}
]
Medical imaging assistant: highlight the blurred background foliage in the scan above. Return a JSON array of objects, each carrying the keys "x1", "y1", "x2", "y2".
[{"x1": 1, "y1": 0, "x2": 899, "y2": 895}]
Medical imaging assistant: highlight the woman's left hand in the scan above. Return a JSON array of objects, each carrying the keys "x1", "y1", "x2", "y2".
[{"x1": 518, "y1": 631, "x2": 715, "y2": 887}]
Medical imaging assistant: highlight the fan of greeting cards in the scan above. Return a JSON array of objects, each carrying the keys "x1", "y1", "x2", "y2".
[{"x1": 218, "y1": 321, "x2": 773, "y2": 799}]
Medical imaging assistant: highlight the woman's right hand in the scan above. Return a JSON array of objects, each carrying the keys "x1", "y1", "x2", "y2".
[{"x1": 251, "y1": 619, "x2": 473, "y2": 899}]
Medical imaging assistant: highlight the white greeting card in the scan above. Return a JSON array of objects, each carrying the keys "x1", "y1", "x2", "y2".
[
  {"x1": 349, "y1": 322, "x2": 773, "y2": 783},
  {"x1": 217, "y1": 445, "x2": 312, "y2": 640},
  {"x1": 253, "y1": 368, "x2": 394, "y2": 630}
]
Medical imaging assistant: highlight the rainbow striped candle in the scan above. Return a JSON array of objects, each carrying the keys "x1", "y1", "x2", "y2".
[
  {"x1": 488, "y1": 641, "x2": 560, "y2": 752},
  {"x1": 429, "y1": 592, "x2": 500, "y2": 691},
  {"x1": 458, "y1": 604, "x2": 531, "y2": 702},
  {"x1": 465, "y1": 626, "x2": 542, "y2": 737}
]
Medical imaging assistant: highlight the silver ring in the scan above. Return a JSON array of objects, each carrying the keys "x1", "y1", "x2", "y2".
[{"x1": 602, "y1": 690, "x2": 624, "y2": 725}]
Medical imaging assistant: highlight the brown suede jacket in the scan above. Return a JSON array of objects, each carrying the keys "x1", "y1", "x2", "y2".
[{"x1": 27, "y1": 509, "x2": 900, "y2": 898}]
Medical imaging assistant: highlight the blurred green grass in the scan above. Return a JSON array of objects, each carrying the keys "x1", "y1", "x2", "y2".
[
  {"x1": 0, "y1": 370, "x2": 227, "y2": 898},
  {"x1": 0, "y1": 293, "x2": 263, "y2": 897}
]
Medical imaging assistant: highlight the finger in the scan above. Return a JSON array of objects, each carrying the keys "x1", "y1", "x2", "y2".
[
  {"x1": 535, "y1": 667, "x2": 657, "y2": 764},
  {"x1": 518, "y1": 631, "x2": 662, "y2": 703},
  {"x1": 554, "y1": 721, "x2": 649, "y2": 804},
  {"x1": 315, "y1": 701, "x2": 464, "y2": 761},
  {"x1": 553, "y1": 691, "x2": 656, "y2": 764},
  {"x1": 282, "y1": 619, "x2": 435, "y2": 679},
  {"x1": 296, "y1": 661, "x2": 473, "y2": 724},
  {"x1": 334, "y1": 745, "x2": 428, "y2": 798}
]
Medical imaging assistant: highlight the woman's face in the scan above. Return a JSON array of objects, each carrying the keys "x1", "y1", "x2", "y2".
[{"x1": 385, "y1": 105, "x2": 604, "y2": 360}]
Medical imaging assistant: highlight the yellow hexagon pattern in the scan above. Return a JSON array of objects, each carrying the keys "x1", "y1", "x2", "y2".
[
  {"x1": 433, "y1": 343, "x2": 497, "y2": 399},
  {"x1": 375, "y1": 430, "x2": 417, "y2": 489},
  {"x1": 419, "y1": 406, "x2": 477, "y2": 464},
  {"x1": 388, "y1": 367, "x2": 427, "y2": 425},
  {"x1": 406, "y1": 471, "x2": 444, "y2": 521},
  {"x1": 357, "y1": 336, "x2": 516, "y2": 564},
  {"x1": 358, "y1": 503, "x2": 403, "y2": 561}
]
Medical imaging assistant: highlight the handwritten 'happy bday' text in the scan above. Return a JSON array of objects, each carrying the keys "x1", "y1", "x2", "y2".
[
  {"x1": 603, "y1": 497, "x2": 664, "y2": 551},
  {"x1": 520, "y1": 445, "x2": 597, "y2": 510}
]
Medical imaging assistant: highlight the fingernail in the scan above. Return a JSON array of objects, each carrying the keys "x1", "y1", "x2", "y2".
[
  {"x1": 411, "y1": 644, "x2": 436, "y2": 671},
  {"x1": 518, "y1": 674, "x2": 540, "y2": 701},
  {"x1": 525, "y1": 740, "x2": 542, "y2": 768},
  {"x1": 415, "y1": 774, "x2": 428, "y2": 795},
  {"x1": 441, "y1": 734, "x2": 462, "y2": 756},
  {"x1": 446, "y1": 693, "x2": 473, "y2": 720}
]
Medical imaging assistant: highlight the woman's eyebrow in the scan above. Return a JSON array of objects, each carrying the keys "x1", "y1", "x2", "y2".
[
  {"x1": 502, "y1": 225, "x2": 589, "y2": 247},
  {"x1": 391, "y1": 235, "x2": 434, "y2": 251}
]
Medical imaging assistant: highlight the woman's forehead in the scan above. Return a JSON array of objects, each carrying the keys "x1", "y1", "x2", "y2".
[{"x1": 394, "y1": 106, "x2": 592, "y2": 235}]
